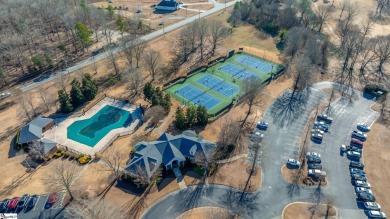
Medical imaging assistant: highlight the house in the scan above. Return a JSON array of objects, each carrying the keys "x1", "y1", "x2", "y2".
[
  {"x1": 124, "y1": 131, "x2": 216, "y2": 180},
  {"x1": 17, "y1": 116, "x2": 54, "y2": 145},
  {"x1": 155, "y1": 0, "x2": 179, "y2": 11}
]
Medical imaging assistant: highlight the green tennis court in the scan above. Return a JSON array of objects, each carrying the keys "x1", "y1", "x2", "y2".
[{"x1": 164, "y1": 52, "x2": 284, "y2": 116}]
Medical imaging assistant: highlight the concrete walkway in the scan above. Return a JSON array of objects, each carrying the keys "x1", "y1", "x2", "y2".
[
  {"x1": 156, "y1": 107, "x2": 177, "y2": 134},
  {"x1": 215, "y1": 154, "x2": 247, "y2": 164}
]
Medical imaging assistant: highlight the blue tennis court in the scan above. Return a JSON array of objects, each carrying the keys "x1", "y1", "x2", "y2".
[
  {"x1": 218, "y1": 63, "x2": 259, "y2": 80},
  {"x1": 196, "y1": 75, "x2": 239, "y2": 97},
  {"x1": 235, "y1": 55, "x2": 274, "y2": 73},
  {"x1": 175, "y1": 85, "x2": 221, "y2": 110}
]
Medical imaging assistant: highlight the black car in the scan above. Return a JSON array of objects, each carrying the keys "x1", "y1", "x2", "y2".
[
  {"x1": 350, "y1": 161, "x2": 364, "y2": 169},
  {"x1": 357, "y1": 192, "x2": 375, "y2": 202},
  {"x1": 317, "y1": 114, "x2": 333, "y2": 124},
  {"x1": 308, "y1": 163, "x2": 322, "y2": 170},
  {"x1": 0, "y1": 199, "x2": 10, "y2": 213},
  {"x1": 307, "y1": 156, "x2": 321, "y2": 164},
  {"x1": 352, "y1": 132, "x2": 367, "y2": 142},
  {"x1": 26, "y1": 195, "x2": 38, "y2": 209},
  {"x1": 17, "y1": 194, "x2": 30, "y2": 209}
]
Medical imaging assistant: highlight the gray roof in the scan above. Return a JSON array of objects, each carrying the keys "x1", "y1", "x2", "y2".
[
  {"x1": 40, "y1": 138, "x2": 57, "y2": 154},
  {"x1": 18, "y1": 116, "x2": 53, "y2": 144},
  {"x1": 125, "y1": 131, "x2": 216, "y2": 179}
]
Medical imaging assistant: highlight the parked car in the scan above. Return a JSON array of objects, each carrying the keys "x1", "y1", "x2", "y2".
[
  {"x1": 0, "y1": 199, "x2": 10, "y2": 213},
  {"x1": 306, "y1": 152, "x2": 321, "y2": 158},
  {"x1": 7, "y1": 197, "x2": 19, "y2": 210},
  {"x1": 307, "y1": 156, "x2": 321, "y2": 164},
  {"x1": 313, "y1": 124, "x2": 329, "y2": 132},
  {"x1": 356, "y1": 187, "x2": 372, "y2": 194},
  {"x1": 311, "y1": 133, "x2": 323, "y2": 142},
  {"x1": 351, "y1": 138, "x2": 364, "y2": 147},
  {"x1": 353, "y1": 130, "x2": 367, "y2": 138},
  {"x1": 26, "y1": 195, "x2": 38, "y2": 209},
  {"x1": 352, "y1": 174, "x2": 367, "y2": 181},
  {"x1": 367, "y1": 210, "x2": 386, "y2": 218},
  {"x1": 350, "y1": 161, "x2": 364, "y2": 169},
  {"x1": 256, "y1": 121, "x2": 269, "y2": 130},
  {"x1": 287, "y1": 159, "x2": 300, "y2": 168},
  {"x1": 354, "y1": 180, "x2": 371, "y2": 188},
  {"x1": 308, "y1": 169, "x2": 326, "y2": 177},
  {"x1": 364, "y1": 202, "x2": 381, "y2": 210},
  {"x1": 357, "y1": 192, "x2": 375, "y2": 202},
  {"x1": 47, "y1": 193, "x2": 57, "y2": 205},
  {"x1": 350, "y1": 168, "x2": 366, "y2": 175},
  {"x1": 352, "y1": 132, "x2": 367, "y2": 141},
  {"x1": 17, "y1": 194, "x2": 30, "y2": 209},
  {"x1": 308, "y1": 163, "x2": 322, "y2": 170},
  {"x1": 311, "y1": 129, "x2": 324, "y2": 135},
  {"x1": 347, "y1": 151, "x2": 361, "y2": 159},
  {"x1": 357, "y1": 123, "x2": 370, "y2": 132},
  {"x1": 341, "y1": 145, "x2": 362, "y2": 153},
  {"x1": 250, "y1": 132, "x2": 264, "y2": 139},
  {"x1": 317, "y1": 114, "x2": 333, "y2": 124}
]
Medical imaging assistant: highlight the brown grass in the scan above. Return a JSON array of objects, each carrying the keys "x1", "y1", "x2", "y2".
[
  {"x1": 282, "y1": 202, "x2": 337, "y2": 219},
  {"x1": 363, "y1": 122, "x2": 390, "y2": 215},
  {"x1": 176, "y1": 207, "x2": 238, "y2": 219},
  {"x1": 281, "y1": 165, "x2": 327, "y2": 187}
]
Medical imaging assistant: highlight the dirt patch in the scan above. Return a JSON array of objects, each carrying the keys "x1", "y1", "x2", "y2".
[
  {"x1": 176, "y1": 206, "x2": 238, "y2": 219},
  {"x1": 282, "y1": 202, "x2": 337, "y2": 219},
  {"x1": 281, "y1": 165, "x2": 327, "y2": 187},
  {"x1": 363, "y1": 122, "x2": 390, "y2": 215}
]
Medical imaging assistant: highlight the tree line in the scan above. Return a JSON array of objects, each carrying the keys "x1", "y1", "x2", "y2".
[{"x1": 0, "y1": 0, "x2": 149, "y2": 89}]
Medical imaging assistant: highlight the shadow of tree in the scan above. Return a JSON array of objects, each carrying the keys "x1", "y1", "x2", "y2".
[{"x1": 270, "y1": 89, "x2": 310, "y2": 127}]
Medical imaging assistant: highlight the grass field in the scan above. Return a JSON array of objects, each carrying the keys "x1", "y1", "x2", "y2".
[{"x1": 165, "y1": 52, "x2": 284, "y2": 115}]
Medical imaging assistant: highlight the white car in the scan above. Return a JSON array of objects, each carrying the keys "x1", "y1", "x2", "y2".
[
  {"x1": 357, "y1": 123, "x2": 371, "y2": 132},
  {"x1": 306, "y1": 152, "x2": 321, "y2": 158},
  {"x1": 353, "y1": 130, "x2": 367, "y2": 138},
  {"x1": 355, "y1": 180, "x2": 371, "y2": 188},
  {"x1": 347, "y1": 151, "x2": 361, "y2": 159},
  {"x1": 250, "y1": 132, "x2": 264, "y2": 139},
  {"x1": 287, "y1": 159, "x2": 300, "y2": 168},
  {"x1": 308, "y1": 169, "x2": 326, "y2": 177},
  {"x1": 367, "y1": 210, "x2": 386, "y2": 219},
  {"x1": 364, "y1": 202, "x2": 381, "y2": 210},
  {"x1": 355, "y1": 187, "x2": 373, "y2": 194},
  {"x1": 311, "y1": 129, "x2": 324, "y2": 135}
]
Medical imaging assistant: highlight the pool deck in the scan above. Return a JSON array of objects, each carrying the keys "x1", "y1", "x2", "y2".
[{"x1": 44, "y1": 97, "x2": 142, "y2": 155}]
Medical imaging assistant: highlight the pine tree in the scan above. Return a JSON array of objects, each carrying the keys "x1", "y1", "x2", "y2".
[
  {"x1": 143, "y1": 82, "x2": 153, "y2": 100},
  {"x1": 175, "y1": 108, "x2": 186, "y2": 130},
  {"x1": 196, "y1": 105, "x2": 208, "y2": 126},
  {"x1": 185, "y1": 106, "x2": 197, "y2": 128},
  {"x1": 58, "y1": 89, "x2": 73, "y2": 113},
  {"x1": 160, "y1": 93, "x2": 172, "y2": 112},
  {"x1": 70, "y1": 79, "x2": 85, "y2": 107},
  {"x1": 82, "y1": 73, "x2": 97, "y2": 101},
  {"x1": 75, "y1": 22, "x2": 93, "y2": 49}
]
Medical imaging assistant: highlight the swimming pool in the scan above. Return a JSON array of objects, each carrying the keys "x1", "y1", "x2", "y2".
[{"x1": 67, "y1": 105, "x2": 133, "y2": 147}]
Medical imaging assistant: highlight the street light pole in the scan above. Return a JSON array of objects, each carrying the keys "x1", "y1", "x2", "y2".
[{"x1": 198, "y1": 9, "x2": 201, "y2": 19}]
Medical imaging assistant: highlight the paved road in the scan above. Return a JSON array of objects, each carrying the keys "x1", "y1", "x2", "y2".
[
  {"x1": 13, "y1": 0, "x2": 236, "y2": 94},
  {"x1": 142, "y1": 82, "x2": 378, "y2": 219}
]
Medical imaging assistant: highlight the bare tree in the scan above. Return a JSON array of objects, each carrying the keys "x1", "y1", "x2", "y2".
[
  {"x1": 216, "y1": 118, "x2": 241, "y2": 153},
  {"x1": 108, "y1": 51, "x2": 121, "y2": 79},
  {"x1": 25, "y1": 93, "x2": 37, "y2": 117},
  {"x1": 38, "y1": 85, "x2": 51, "y2": 111},
  {"x1": 196, "y1": 19, "x2": 209, "y2": 61},
  {"x1": 28, "y1": 140, "x2": 45, "y2": 162},
  {"x1": 16, "y1": 94, "x2": 32, "y2": 121},
  {"x1": 337, "y1": 2, "x2": 358, "y2": 47},
  {"x1": 129, "y1": 165, "x2": 162, "y2": 188},
  {"x1": 316, "y1": 5, "x2": 332, "y2": 33},
  {"x1": 133, "y1": 39, "x2": 146, "y2": 68},
  {"x1": 66, "y1": 197, "x2": 127, "y2": 219},
  {"x1": 241, "y1": 79, "x2": 263, "y2": 127},
  {"x1": 143, "y1": 49, "x2": 161, "y2": 81},
  {"x1": 44, "y1": 162, "x2": 79, "y2": 201},
  {"x1": 208, "y1": 20, "x2": 229, "y2": 56},
  {"x1": 194, "y1": 151, "x2": 209, "y2": 180},
  {"x1": 125, "y1": 68, "x2": 143, "y2": 96},
  {"x1": 99, "y1": 149, "x2": 126, "y2": 182},
  {"x1": 121, "y1": 35, "x2": 136, "y2": 69},
  {"x1": 372, "y1": 35, "x2": 390, "y2": 81},
  {"x1": 143, "y1": 105, "x2": 166, "y2": 127}
]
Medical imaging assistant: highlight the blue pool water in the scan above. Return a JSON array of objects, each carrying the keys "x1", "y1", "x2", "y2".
[{"x1": 67, "y1": 105, "x2": 132, "y2": 147}]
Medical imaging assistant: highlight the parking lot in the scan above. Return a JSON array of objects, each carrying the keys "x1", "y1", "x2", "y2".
[{"x1": 2, "y1": 193, "x2": 65, "y2": 219}]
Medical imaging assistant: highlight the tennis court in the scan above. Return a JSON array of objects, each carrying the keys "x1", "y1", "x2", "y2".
[
  {"x1": 218, "y1": 63, "x2": 259, "y2": 80},
  {"x1": 175, "y1": 85, "x2": 221, "y2": 110},
  {"x1": 235, "y1": 55, "x2": 274, "y2": 73},
  {"x1": 197, "y1": 75, "x2": 239, "y2": 97}
]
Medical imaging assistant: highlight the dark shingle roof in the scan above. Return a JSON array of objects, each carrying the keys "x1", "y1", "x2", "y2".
[
  {"x1": 125, "y1": 131, "x2": 216, "y2": 179},
  {"x1": 156, "y1": 0, "x2": 178, "y2": 8},
  {"x1": 18, "y1": 116, "x2": 53, "y2": 144}
]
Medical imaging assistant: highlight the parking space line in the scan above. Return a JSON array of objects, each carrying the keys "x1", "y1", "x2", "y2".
[{"x1": 33, "y1": 196, "x2": 41, "y2": 211}]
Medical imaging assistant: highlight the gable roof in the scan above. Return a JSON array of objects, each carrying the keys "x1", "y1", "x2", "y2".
[
  {"x1": 125, "y1": 131, "x2": 216, "y2": 179},
  {"x1": 156, "y1": 0, "x2": 178, "y2": 8},
  {"x1": 40, "y1": 138, "x2": 57, "y2": 154},
  {"x1": 18, "y1": 116, "x2": 54, "y2": 144}
]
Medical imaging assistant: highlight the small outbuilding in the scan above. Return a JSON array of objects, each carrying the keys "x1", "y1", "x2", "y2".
[
  {"x1": 18, "y1": 116, "x2": 54, "y2": 145},
  {"x1": 155, "y1": 0, "x2": 179, "y2": 11}
]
